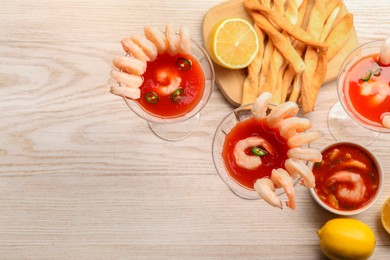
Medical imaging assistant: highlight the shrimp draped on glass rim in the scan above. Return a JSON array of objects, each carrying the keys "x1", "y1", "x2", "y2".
[
  {"x1": 109, "y1": 24, "x2": 191, "y2": 100},
  {"x1": 233, "y1": 92, "x2": 322, "y2": 210}
]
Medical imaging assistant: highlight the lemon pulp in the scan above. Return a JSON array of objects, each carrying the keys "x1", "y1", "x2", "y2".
[
  {"x1": 209, "y1": 18, "x2": 259, "y2": 69},
  {"x1": 381, "y1": 197, "x2": 390, "y2": 234}
]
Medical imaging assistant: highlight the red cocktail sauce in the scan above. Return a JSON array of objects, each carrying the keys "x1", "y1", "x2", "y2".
[
  {"x1": 222, "y1": 117, "x2": 290, "y2": 189},
  {"x1": 345, "y1": 53, "x2": 390, "y2": 125},
  {"x1": 313, "y1": 143, "x2": 379, "y2": 211},
  {"x1": 135, "y1": 53, "x2": 205, "y2": 118}
]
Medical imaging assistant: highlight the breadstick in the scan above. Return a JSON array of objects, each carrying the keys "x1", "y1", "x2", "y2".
[
  {"x1": 244, "y1": 0, "x2": 327, "y2": 51},
  {"x1": 289, "y1": 72, "x2": 302, "y2": 102},
  {"x1": 301, "y1": 49, "x2": 327, "y2": 113},
  {"x1": 320, "y1": 5, "x2": 341, "y2": 42},
  {"x1": 263, "y1": 0, "x2": 289, "y2": 100},
  {"x1": 325, "y1": 0, "x2": 342, "y2": 20},
  {"x1": 325, "y1": 13, "x2": 354, "y2": 61},
  {"x1": 285, "y1": 0, "x2": 340, "y2": 102},
  {"x1": 269, "y1": 0, "x2": 305, "y2": 105},
  {"x1": 307, "y1": 0, "x2": 326, "y2": 41},
  {"x1": 257, "y1": 0, "x2": 279, "y2": 95},
  {"x1": 301, "y1": 0, "x2": 326, "y2": 113},
  {"x1": 272, "y1": 0, "x2": 286, "y2": 14},
  {"x1": 248, "y1": 11, "x2": 305, "y2": 73},
  {"x1": 241, "y1": 25, "x2": 266, "y2": 105},
  {"x1": 280, "y1": 0, "x2": 309, "y2": 103},
  {"x1": 258, "y1": 38, "x2": 274, "y2": 93},
  {"x1": 259, "y1": 0, "x2": 271, "y2": 8}
]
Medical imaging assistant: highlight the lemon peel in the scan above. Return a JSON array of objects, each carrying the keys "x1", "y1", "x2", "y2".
[{"x1": 318, "y1": 218, "x2": 375, "y2": 260}]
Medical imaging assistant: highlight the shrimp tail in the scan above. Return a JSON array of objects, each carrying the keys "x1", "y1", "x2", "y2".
[
  {"x1": 252, "y1": 92, "x2": 272, "y2": 120},
  {"x1": 382, "y1": 114, "x2": 390, "y2": 129},
  {"x1": 284, "y1": 158, "x2": 315, "y2": 188},
  {"x1": 254, "y1": 178, "x2": 283, "y2": 209},
  {"x1": 271, "y1": 168, "x2": 296, "y2": 210},
  {"x1": 266, "y1": 101, "x2": 299, "y2": 128},
  {"x1": 179, "y1": 25, "x2": 191, "y2": 54}
]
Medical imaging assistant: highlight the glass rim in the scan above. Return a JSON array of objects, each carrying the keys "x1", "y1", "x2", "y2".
[
  {"x1": 336, "y1": 39, "x2": 390, "y2": 133},
  {"x1": 123, "y1": 37, "x2": 215, "y2": 124},
  {"x1": 212, "y1": 102, "x2": 303, "y2": 200}
]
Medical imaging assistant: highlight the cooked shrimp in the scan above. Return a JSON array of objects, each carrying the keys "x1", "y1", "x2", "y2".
[
  {"x1": 178, "y1": 25, "x2": 191, "y2": 54},
  {"x1": 287, "y1": 147, "x2": 322, "y2": 162},
  {"x1": 233, "y1": 136, "x2": 275, "y2": 170},
  {"x1": 266, "y1": 101, "x2": 299, "y2": 128},
  {"x1": 360, "y1": 81, "x2": 390, "y2": 105},
  {"x1": 284, "y1": 158, "x2": 315, "y2": 188},
  {"x1": 382, "y1": 114, "x2": 390, "y2": 129},
  {"x1": 130, "y1": 34, "x2": 158, "y2": 61},
  {"x1": 110, "y1": 70, "x2": 143, "y2": 88},
  {"x1": 326, "y1": 171, "x2": 366, "y2": 204},
  {"x1": 112, "y1": 56, "x2": 147, "y2": 75},
  {"x1": 287, "y1": 131, "x2": 321, "y2": 148},
  {"x1": 165, "y1": 23, "x2": 180, "y2": 56},
  {"x1": 154, "y1": 69, "x2": 182, "y2": 96},
  {"x1": 372, "y1": 92, "x2": 389, "y2": 106},
  {"x1": 251, "y1": 92, "x2": 272, "y2": 120},
  {"x1": 254, "y1": 178, "x2": 282, "y2": 209},
  {"x1": 121, "y1": 38, "x2": 150, "y2": 62},
  {"x1": 380, "y1": 36, "x2": 390, "y2": 65},
  {"x1": 144, "y1": 26, "x2": 167, "y2": 54},
  {"x1": 109, "y1": 85, "x2": 141, "y2": 99},
  {"x1": 159, "y1": 76, "x2": 181, "y2": 96},
  {"x1": 279, "y1": 117, "x2": 312, "y2": 139},
  {"x1": 271, "y1": 168, "x2": 296, "y2": 210}
]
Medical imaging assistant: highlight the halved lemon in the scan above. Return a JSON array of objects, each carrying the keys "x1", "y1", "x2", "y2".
[
  {"x1": 381, "y1": 196, "x2": 390, "y2": 234},
  {"x1": 209, "y1": 18, "x2": 259, "y2": 69}
]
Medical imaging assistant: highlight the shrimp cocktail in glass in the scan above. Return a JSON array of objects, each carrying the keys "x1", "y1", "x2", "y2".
[
  {"x1": 110, "y1": 24, "x2": 214, "y2": 141},
  {"x1": 213, "y1": 92, "x2": 322, "y2": 210},
  {"x1": 328, "y1": 37, "x2": 390, "y2": 144}
]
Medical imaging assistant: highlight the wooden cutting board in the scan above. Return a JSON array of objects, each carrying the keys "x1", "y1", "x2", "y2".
[{"x1": 202, "y1": 0, "x2": 358, "y2": 106}]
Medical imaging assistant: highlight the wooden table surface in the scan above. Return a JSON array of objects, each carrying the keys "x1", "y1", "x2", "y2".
[{"x1": 1, "y1": 0, "x2": 389, "y2": 259}]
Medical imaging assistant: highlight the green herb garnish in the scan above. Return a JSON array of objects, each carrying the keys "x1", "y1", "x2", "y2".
[
  {"x1": 171, "y1": 88, "x2": 184, "y2": 103},
  {"x1": 176, "y1": 57, "x2": 192, "y2": 70},
  {"x1": 144, "y1": 92, "x2": 159, "y2": 104},
  {"x1": 360, "y1": 71, "x2": 372, "y2": 82},
  {"x1": 251, "y1": 147, "x2": 267, "y2": 156}
]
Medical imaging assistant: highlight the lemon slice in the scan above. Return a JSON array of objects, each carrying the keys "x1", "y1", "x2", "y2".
[
  {"x1": 209, "y1": 18, "x2": 259, "y2": 69},
  {"x1": 381, "y1": 197, "x2": 390, "y2": 234}
]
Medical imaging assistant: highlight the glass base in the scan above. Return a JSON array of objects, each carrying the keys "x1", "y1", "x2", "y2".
[
  {"x1": 148, "y1": 113, "x2": 200, "y2": 141},
  {"x1": 328, "y1": 102, "x2": 379, "y2": 145}
]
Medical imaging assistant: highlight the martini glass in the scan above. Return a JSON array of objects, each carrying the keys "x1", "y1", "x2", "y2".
[
  {"x1": 212, "y1": 104, "x2": 301, "y2": 200},
  {"x1": 124, "y1": 38, "x2": 214, "y2": 141},
  {"x1": 328, "y1": 40, "x2": 389, "y2": 145}
]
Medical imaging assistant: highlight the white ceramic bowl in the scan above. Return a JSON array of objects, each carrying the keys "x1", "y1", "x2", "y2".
[{"x1": 309, "y1": 141, "x2": 384, "y2": 216}]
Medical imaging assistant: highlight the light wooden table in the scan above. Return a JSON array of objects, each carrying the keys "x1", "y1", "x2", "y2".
[{"x1": 1, "y1": 0, "x2": 389, "y2": 259}]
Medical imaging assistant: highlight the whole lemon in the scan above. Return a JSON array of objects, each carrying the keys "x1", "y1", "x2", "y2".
[{"x1": 317, "y1": 218, "x2": 376, "y2": 260}]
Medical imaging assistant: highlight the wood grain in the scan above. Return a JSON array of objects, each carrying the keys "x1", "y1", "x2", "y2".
[{"x1": 1, "y1": 0, "x2": 390, "y2": 259}]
